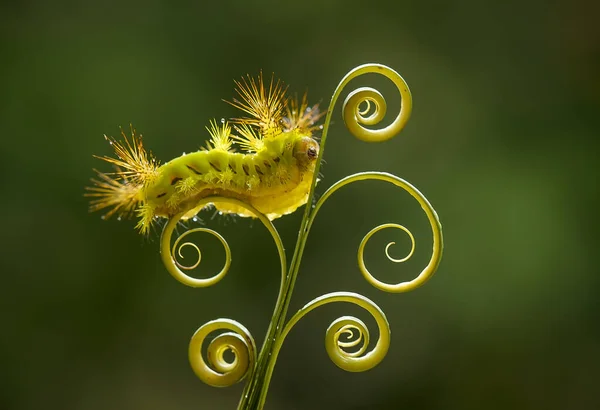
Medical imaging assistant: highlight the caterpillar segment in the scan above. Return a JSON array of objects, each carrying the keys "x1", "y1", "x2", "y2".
[{"x1": 86, "y1": 73, "x2": 325, "y2": 235}]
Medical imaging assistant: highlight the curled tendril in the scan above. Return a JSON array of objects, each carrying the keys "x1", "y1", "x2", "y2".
[
  {"x1": 336, "y1": 320, "x2": 368, "y2": 350},
  {"x1": 338, "y1": 64, "x2": 412, "y2": 143},
  {"x1": 358, "y1": 99, "x2": 372, "y2": 116},
  {"x1": 276, "y1": 292, "x2": 390, "y2": 373},
  {"x1": 161, "y1": 196, "x2": 287, "y2": 289},
  {"x1": 188, "y1": 318, "x2": 257, "y2": 387},
  {"x1": 167, "y1": 227, "x2": 231, "y2": 286},
  {"x1": 305, "y1": 172, "x2": 443, "y2": 293},
  {"x1": 358, "y1": 223, "x2": 419, "y2": 289},
  {"x1": 380, "y1": 223, "x2": 416, "y2": 263},
  {"x1": 176, "y1": 241, "x2": 202, "y2": 270},
  {"x1": 329, "y1": 317, "x2": 369, "y2": 358}
]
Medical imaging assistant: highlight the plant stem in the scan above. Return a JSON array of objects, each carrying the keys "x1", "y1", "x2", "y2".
[{"x1": 237, "y1": 216, "x2": 311, "y2": 409}]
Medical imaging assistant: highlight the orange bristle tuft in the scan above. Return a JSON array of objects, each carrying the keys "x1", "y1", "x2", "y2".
[
  {"x1": 282, "y1": 92, "x2": 326, "y2": 135},
  {"x1": 94, "y1": 125, "x2": 159, "y2": 186},
  {"x1": 84, "y1": 169, "x2": 142, "y2": 220},
  {"x1": 225, "y1": 72, "x2": 288, "y2": 137}
]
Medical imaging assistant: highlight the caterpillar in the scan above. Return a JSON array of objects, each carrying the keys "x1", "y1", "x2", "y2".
[{"x1": 85, "y1": 73, "x2": 325, "y2": 234}]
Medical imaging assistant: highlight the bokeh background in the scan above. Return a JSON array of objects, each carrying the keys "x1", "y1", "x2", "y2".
[{"x1": 2, "y1": 0, "x2": 598, "y2": 409}]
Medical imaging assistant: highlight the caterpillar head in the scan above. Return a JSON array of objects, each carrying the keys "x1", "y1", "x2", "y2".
[{"x1": 293, "y1": 136, "x2": 320, "y2": 171}]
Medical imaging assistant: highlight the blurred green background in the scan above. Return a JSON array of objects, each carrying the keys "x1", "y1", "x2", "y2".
[{"x1": 2, "y1": 0, "x2": 598, "y2": 409}]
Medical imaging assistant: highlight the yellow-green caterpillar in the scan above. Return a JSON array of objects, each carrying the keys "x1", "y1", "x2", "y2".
[{"x1": 85, "y1": 73, "x2": 325, "y2": 234}]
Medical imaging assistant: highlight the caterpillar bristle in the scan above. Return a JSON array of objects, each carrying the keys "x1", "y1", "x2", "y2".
[
  {"x1": 86, "y1": 125, "x2": 158, "y2": 231},
  {"x1": 135, "y1": 203, "x2": 156, "y2": 235},
  {"x1": 231, "y1": 123, "x2": 264, "y2": 153},
  {"x1": 93, "y1": 125, "x2": 159, "y2": 186},
  {"x1": 205, "y1": 119, "x2": 233, "y2": 152},
  {"x1": 84, "y1": 169, "x2": 142, "y2": 220},
  {"x1": 283, "y1": 92, "x2": 327, "y2": 135},
  {"x1": 225, "y1": 71, "x2": 288, "y2": 137}
]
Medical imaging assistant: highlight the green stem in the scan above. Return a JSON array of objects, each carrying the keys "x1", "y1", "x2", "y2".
[{"x1": 236, "y1": 217, "x2": 312, "y2": 409}]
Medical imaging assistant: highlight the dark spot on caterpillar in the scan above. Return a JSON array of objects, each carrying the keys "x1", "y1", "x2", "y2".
[
  {"x1": 242, "y1": 164, "x2": 250, "y2": 176},
  {"x1": 157, "y1": 193, "x2": 166, "y2": 198},
  {"x1": 307, "y1": 147, "x2": 318, "y2": 159},
  {"x1": 210, "y1": 162, "x2": 221, "y2": 172},
  {"x1": 273, "y1": 157, "x2": 281, "y2": 163},
  {"x1": 263, "y1": 161, "x2": 271, "y2": 168},
  {"x1": 228, "y1": 164, "x2": 236, "y2": 173},
  {"x1": 171, "y1": 177, "x2": 182, "y2": 185},
  {"x1": 255, "y1": 165, "x2": 264, "y2": 175},
  {"x1": 186, "y1": 164, "x2": 202, "y2": 175}
]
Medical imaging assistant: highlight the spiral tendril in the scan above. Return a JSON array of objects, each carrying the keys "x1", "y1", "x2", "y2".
[
  {"x1": 175, "y1": 241, "x2": 202, "y2": 270},
  {"x1": 332, "y1": 319, "x2": 369, "y2": 358},
  {"x1": 358, "y1": 99, "x2": 372, "y2": 116},
  {"x1": 161, "y1": 196, "x2": 287, "y2": 289},
  {"x1": 161, "y1": 224, "x2": 231, "y2": 287},
  {"x1": 381, "y1": 223, "x2": 416, "y2": 263},
  {"x1": 337, "y1": 64, "x2": 412, "y2": 143},
  {"x1": 279, "y1": 292, "x2": 390, "y2": 373},
  {"x1": 303, "y1": 172, "x2": 442, "y2": 293},
  {"x1": 188, "y1": 318, "x2": 257, "y2": 387}
]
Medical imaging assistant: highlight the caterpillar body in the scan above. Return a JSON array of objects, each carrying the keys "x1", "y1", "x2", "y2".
[{"x1": 86, "y1": 74, "x2": 325, "y2": 234}]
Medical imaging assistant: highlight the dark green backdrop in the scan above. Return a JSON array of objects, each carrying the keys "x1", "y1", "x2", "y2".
[{"x1": 2, "y1": 0, "x2": 598, "y2": 409}]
